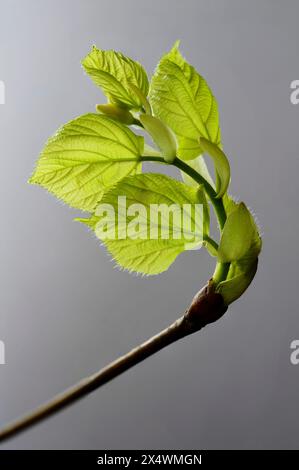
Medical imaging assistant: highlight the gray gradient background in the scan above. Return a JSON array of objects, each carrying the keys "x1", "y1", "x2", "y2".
[{"x1": 0, "y1": 0, "x2": 298, "y2": 450}]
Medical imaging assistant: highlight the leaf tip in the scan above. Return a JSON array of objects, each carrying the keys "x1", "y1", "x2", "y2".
[
  {"x1": 172, "y1": 39, "x2": 181, "y2": 50},
  {"x1": 28, "y1": 174, "x2": 37, "y2": 185}
]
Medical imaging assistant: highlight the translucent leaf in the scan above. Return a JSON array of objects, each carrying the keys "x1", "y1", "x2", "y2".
[
  {"x1": 82, "y1": 46, "x2": 149, "y2": 110},
  {"x1": 181, "y1": 155, "x2": 215, "y2": 188},
  {"x1": 199, "y1": 137, "x2": 230, "y2": 197},
  {"x1": 139, "y1": 114, "x2": 177, "y2": 163},
  {"x1": 150, "y1": 41, "x2": 221, "y2": 160},
  {"x1": 222, "y1": 192, "x2": 238, "y2": 215},
  {"x1": 223, "y1": 194, "x2": 262, "y2": 255},
  {"x1": 29, "y1": 114, "x2": 143, "y2": 211},
  {"x1": 218, "y1": 202, "x2": 254, "y2": 263},
  {"x1": 79, "y1": 173, "x2": 209, "y2": 275}
]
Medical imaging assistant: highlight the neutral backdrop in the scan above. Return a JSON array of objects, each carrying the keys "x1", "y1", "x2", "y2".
[{"x1": 0, "y1": 0, "x2": 298, "y2": 450}]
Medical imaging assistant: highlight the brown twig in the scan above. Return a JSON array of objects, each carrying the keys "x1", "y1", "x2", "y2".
[{"x1": 0, "y1": 281, "x2": 227, "y2": 443}]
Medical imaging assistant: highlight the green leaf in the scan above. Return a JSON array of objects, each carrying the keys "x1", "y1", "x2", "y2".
[
  {"x1": 218, "y1": 202, "x2": 254, "y2": 263},
  {"x1": 222, "y1": 192, "x2": 238, "y2": 215},
  {"x1": 199, "y1": 137, "x2": 230, "y2": 197},
  {"x1": 143, "y1": 143, "x2": 161, "y2": 158},
  {"x1": 79, "y1": 173, "x2": 209, "y2": 275},
  {"x1": 223, "y1": 194, "x2": 262, "y2": 256},
  {"x1": 139, "y1": 114, "x2": 177, "y2": 163},
  {"x1": 127, "y1": 83, "x2": 152, "y2": 115},
  {"x1": 149, "y1": 41, "x2": 221, "y2": 160},
  {"x1": 29, "y1": 113, "x2": 143, "y2": 211},
  {"x1": 216, "y1": 207, "x2": 262, "y2": 304},
  {"x1": 82, "y1": 46, "x2": 149, "y2": 110},
  {"x1": 216, "y1": 258, "x2": 258, "y2": 305},
  {"x1": 96, "y1": 104, "x2": 135, "y2": 125},
  {"x1": 203, "y1": 239, "x2": 218, "y2": 257},
  {"x1": 75, "y1": 214, "x2": 99, "y2": 230},
  {"x1": 180, "y1": 155, "x2": 215, "y2": 188}
]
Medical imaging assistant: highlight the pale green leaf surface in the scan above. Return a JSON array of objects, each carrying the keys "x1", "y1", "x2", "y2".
[
  {"x1": 75, "y1": 215, "x2": 99, "y2": 230},
  {"x1": 150, "y1": 41, "x2": 221, "y2": 160},
  {"x1": 96, "y1": 104, "x2": 135, "y2": 125},
  {"x1": 143, "y1": 143, "x2": 161, "y2": 158},
  {"x1": 139, "y1": 114, "x2": 177, "y2": 163},
  {"x1": 222, "y1": 192, "x2": 238, "y2": 215},
  {"x1": 181, "y1": 154, "x2": 215, "y2": 188},
  {"x1": 80, "y1": 173, "x2": 209, "y2": 275},
  {"x1": 29, "y1": 114, "x2": 143, "y2": 211},
  {"x1": 199, "y1": 137, "x2": 230, "y2": 197},
  {"x1": 216, "y1": 204, "x2": 261, "y2": 304},
  {"x1": 216, "y1": 258, "x2": 258, "y2": 305},
  {"x1": 82, "y1": 46, "x2": 149, "y2": 109},
  {"x1": 218, "y1": 202, "x2": 254, "y2": 263},
  {"x1": 223, "y1": 194, "x2": 262, "y2": 255}
]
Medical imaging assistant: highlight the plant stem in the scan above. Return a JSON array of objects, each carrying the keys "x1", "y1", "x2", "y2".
[
  {"x1": 173, "y1": 158, "x2": 227, "y2": 230},
  {"x1": 171, "y1": 157, "x2": 230, "y2": 283},
  {"x1": 141, "y1": 155, "x2": 229, "y2": 284},
  {"x1": 0, "y1": 157, "x2": 231, "y2": 443},
  {"x1": 141, "y1": 156, "x2": 227, "y2": 229},
  {"x1": 212, "y1": 261, "x2": 230, "y2": 284},
  {"x1": 203, "y1": 235, "x2": 219, "y2": 252},
  {"x1": 0, "y1": 282, "x2": 227, "y2": 443}
]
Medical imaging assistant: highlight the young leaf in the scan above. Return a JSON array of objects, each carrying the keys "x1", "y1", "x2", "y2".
[
  {"x1": 199, "y1": 137, "x2": 230, "y2": 197},
  {"x1": 127, "y1": 83, "x2": 152, "y2": 115},
  {"x1": 217, "y1": 205, "x2": 262, "y2": 304},
  {"x1": 216, "y1": 258, "x2": 258, "y2": 305},
  {"x1": 218, "y1": 202, "x2": 254, "y2": 263},
  {"x1": 222, "y1": 194, "x2": 262, "y2": 257},
  {"x1": 79, "y1": 173, "x2": 209, "y2": 275},
  {"x1": 96, "y1": 104, "x2": 135, "y2": 125},
  {"x1": 143, "y1": 143, "x2": 161, "y2": 158},
  {"x1": 222, "y1": 192, "x2": 238, "y2": 215},
  {"x1": 82, "y1": 46, "x2": 149, "y2": 110},
  {"x1": 139, "y1": 114, "x2": 177, "y2": 163},
  {"x1": 149, "y1": 41, "x2": 221, "y2": 160},
  {"x1": 29, "y1": 114, "x2": 143, "y2": 211}
]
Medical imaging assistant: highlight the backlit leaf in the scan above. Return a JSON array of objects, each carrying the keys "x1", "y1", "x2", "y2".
[
  {"x1": 29, "y1": 114, "x2": 143, "y2": 211},
  {"x1": 82, "y1": 46, "x2": 149, "y2": 110},
  {"x1": 79, "y1": 173, "x2": 209, "y2": 275},
  {"x1": 150, "y1": 41, "x2": 221, "y2": 160}
]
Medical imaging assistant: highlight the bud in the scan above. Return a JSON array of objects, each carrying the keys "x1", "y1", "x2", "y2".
[
  {"x1": 216, "y1": 258, "x2": 258, "y2": 305},
  {"x1": 216, "y1": 206, "x2": 262, "y2": 305},
  {"x1": 96, "y1": 104, "x2": 135, "y2": 125},
  {"x1": 199, "y1": 137, "x2": 230, "y2": 198},
  {"x1": 139, "y1": 114, "x2": 177, "y2": 163},
  {"x1": 218, "y1": 202, "x2": 254, "y2": 263}
]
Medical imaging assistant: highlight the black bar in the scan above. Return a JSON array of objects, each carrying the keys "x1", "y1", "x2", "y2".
[{"x1": 0, "y1": 449, "x2": 297, "y2": 467}]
